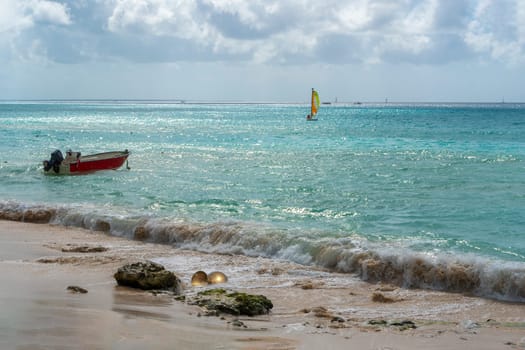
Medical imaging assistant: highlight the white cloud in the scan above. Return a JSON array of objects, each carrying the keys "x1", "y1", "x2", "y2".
[
  {"x1": 107, "y1": 0, "x2": 212, "y2": 41},
  {"x1": 103, "y1": 0, "x2": 453, "y2": 64},
  {"x1": 0, "y1": 0, "x2": 71, "y2": 64},
  {"x1": 2, "y1": 0, "x2": 525, "y2": 66},
  {"x1": 0, "y1": 0, "x2": 71, "y2": 32},
  {"x1": 464, "y1": 0, "x2": 525, "y2": 64},
  {"x1": 32, "y1": 0, "x2": 72, "y2": 25},
  {"x1": 0, "y1": 0, "x2": 33, "y2": 34}
]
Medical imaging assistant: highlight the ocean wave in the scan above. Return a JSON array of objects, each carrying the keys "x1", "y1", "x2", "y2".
[{"x1": 1, "y1": 200, "x2": 524, "y2": 302}]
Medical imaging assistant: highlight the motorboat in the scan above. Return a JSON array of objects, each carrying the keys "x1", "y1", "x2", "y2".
[{"x1": 43, "y1": 149, "x2": 130, "y2": 175}]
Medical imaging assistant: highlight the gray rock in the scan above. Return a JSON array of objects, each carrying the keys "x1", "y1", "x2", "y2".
[
  {"x1": 114, "y1": 261, "x2": 181, "y2": 293},
  {"x1": 189, "y1": 288, "x2": 273, "y2": 316}
]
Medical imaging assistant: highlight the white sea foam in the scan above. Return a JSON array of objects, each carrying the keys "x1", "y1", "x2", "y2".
[{"x1": 2, "y1": 200, "x2": 525, "y2": 302}]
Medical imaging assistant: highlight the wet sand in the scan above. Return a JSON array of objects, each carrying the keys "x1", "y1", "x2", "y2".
[{"x1": 1, "y1": 220, "x2": 525, "y2": 349}]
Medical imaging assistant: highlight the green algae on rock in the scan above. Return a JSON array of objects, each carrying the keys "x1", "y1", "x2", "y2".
[
  {"x1": 191, "y1": 288, "x2": 273, "y2": 316},
  {"x1": 114, "y1": 261, "x2": 182, "y2": 293}
]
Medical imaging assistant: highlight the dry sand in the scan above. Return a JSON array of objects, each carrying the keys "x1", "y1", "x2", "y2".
[{"x1": 1, "y1": 220, "x2": 524, "y2": 350}]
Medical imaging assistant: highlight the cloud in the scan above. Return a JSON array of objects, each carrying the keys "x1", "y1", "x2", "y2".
[
  {"x1": 464, "y1": 0, "x2": 525, "y2": 64},
  {"x1": 107, "y1": 0, "x2": 210, "y2": 41},
  {"x1": 101, "y1": 0, "x2": 476, "y2": 64},
  {"x1": 0, "y1": 2, "x2": 30, "y2": 34},
  {"x1": 0, "y1": 0, "x2": 72, "y2": 64},
  {"x1": 1, "y1": 0, "x2": 524, "y2": 66},
  {"x1": 32, "y1": 0, "x2": 72, "y2": 25},
  {"x1": 0, "y1": 0, "x2": 71, "y2": 32}
]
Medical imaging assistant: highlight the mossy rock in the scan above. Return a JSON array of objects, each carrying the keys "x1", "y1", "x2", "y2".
[
  {"x1": 114, "y1": 261, "x2": 181, "y2": 293},
  {"x1": 192, "y1": 288, "x2": 273, "y2": 316},
  {"x1": 227, "y1": 292, "x2": 273, "y2": 316},
  {"x1": 198, "y1": 288, "x2": 227, "y2": 296}
]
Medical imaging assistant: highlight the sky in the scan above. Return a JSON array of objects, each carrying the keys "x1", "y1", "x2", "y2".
[{"x1": 1, "y1": 0, "x2": 524, "y2": 103}]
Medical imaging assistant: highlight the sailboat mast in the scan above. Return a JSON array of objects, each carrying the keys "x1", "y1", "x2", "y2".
[{"x1": 311, "y1": 88, "x2": 314, "y2": 116}]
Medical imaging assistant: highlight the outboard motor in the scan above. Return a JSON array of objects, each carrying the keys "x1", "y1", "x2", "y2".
[{"x1": 43, "y1": 149, "x2": 64, "y2": 173}]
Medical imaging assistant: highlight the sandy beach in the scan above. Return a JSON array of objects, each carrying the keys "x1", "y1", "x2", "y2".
[{"x1": 1, "y1": 220, "x2": 524, "y2": 350}]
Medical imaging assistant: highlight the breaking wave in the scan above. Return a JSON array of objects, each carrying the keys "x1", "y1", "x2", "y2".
[{"x1": 1, "y1": 200, "x2": 524, "y2": 302}]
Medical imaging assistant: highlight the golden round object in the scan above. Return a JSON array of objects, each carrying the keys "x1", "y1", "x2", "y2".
[
  {"x1": 207, "y1": 271, "x2": 228, "y2": 284},
  {"x1": 191, "y1": 271, "x2": 209, "y2": 286}
]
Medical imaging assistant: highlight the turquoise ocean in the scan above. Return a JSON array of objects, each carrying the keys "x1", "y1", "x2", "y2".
[{"x1": 1, "y1": 101, "x2": 524, "y2": 301}]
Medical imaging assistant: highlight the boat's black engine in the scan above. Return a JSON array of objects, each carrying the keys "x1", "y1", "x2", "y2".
[{"x1": 43, "y1": 149, "x2": 64, "y2": 173}]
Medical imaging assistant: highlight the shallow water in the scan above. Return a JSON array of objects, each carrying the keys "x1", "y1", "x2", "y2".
[{"x1": 1, "y1": 101, "x2": 524, "y2": 300}]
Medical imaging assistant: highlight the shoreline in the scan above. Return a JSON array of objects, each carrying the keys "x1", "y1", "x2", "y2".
[
  {"x1": 1, "y1": 220, "x2": 525, "y2": 349},
  {"x1": 2, "y1": 201, "x2": 524, "y2": 302}
]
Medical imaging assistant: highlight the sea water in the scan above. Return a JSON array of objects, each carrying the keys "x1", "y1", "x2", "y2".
[{"x1": 1, "y1": 101, "x2": 524, "y2": 301}]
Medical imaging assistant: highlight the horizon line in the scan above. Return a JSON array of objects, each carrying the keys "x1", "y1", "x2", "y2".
[{"x1": 1, "y1": 99, "x2": 524, "y2": 105}]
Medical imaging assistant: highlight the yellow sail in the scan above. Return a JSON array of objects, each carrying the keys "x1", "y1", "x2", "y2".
[{"x1": 311, "y1": 89, "x2": 320, "y2": 116}]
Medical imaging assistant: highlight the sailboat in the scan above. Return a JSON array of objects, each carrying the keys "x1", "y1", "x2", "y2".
[{"x1": 306, "y1": 88, "x2": 320, "y2": 121}]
